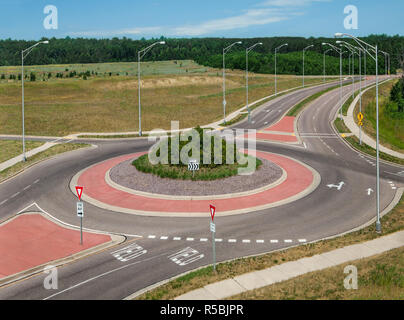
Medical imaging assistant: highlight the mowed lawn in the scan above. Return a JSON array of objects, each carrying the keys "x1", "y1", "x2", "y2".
[
  {"x1": 0, "y1": 140, "x2": 43, "y2": 163},
  {"x1": 0, "y1": 60, "x2": 335, "y2": 136},
  {"x1": 355, "y1": 79, "x2": 404, "y2": 153}
]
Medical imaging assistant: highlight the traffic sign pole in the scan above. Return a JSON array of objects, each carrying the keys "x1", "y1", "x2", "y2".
[
  {"x1": 76, "y1": 186, "x2": 84, "y2": 245},
  {"x1": 210, "y1": 205, "x2": 216, "y2": 272}
]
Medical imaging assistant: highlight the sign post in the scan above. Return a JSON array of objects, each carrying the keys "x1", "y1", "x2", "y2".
[
  {"x1": 210, "y1": 205, "x2": 216, "y2": 272},
  {"x1": 188, "y1": 159, "x2": 200, "y2": 178},
  {"x1": 75, "y1": 186, "x2": 84, "y2": 245},
  {"x1": 357, "y1": 112, "x2": 364, "y2": 145}
]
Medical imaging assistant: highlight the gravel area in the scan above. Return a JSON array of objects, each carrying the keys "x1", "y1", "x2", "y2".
[{"x1": 109, "y1": 157, "x2": 283, "y2": 196}]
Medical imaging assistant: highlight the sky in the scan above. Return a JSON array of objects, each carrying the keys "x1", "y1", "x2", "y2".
[{"x1": 0, "y1": 0, "x2": 402, "y2": 40}]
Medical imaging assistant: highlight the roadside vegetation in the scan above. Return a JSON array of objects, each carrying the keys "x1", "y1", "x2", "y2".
[
  {"x1": 334, "y1": 118, "x2": 351, "y2": 134},
  {"x1": 354, "y1": 78, "x2": 403, "y2": 153},
  {"x1": 229, "y1": 247, "x2": 403, "y2": 300},
  {"x1": 0, "y1": 140, "x2": 44, "y2": 163},
  {"x1": 136, "y1": 193, "x2": 404, "y2": 300},
  {"x1": 132, "y1": 127, "x2": 261, "y2": 180},
  {"x1": 0, "y1": 60, "x2": 331, "y2": 136},
  {"x1": 0, "y1": 143, "x2": 89, "y2": 183}
]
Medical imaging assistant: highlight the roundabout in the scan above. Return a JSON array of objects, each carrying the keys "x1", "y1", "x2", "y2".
[{"x1": 70, "y1": 150, "x2": 320, "y2": 217}]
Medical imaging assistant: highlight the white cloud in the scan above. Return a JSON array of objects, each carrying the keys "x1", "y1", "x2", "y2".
[{"x1": 69, "y1": 0, "x2": 330, "y2": 37}]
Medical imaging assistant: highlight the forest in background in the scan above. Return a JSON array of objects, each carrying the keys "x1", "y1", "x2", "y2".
[{"x1": 0, "y1": 35, "x2": 403, "y2": 75}]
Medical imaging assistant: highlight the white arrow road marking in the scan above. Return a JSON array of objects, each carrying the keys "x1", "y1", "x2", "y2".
[
  {"x1": 112, "y1": 244, "x2": 147, "y2": 262},
  {"x1": 327, "y1": 182, "x2": 345, "y2": 190},
  {"x1": 168, "y1": 247, "x2": 204, "y2": 266},
  {"x1": 367, "y1": 188, "x2": 374, "y2": 196}
]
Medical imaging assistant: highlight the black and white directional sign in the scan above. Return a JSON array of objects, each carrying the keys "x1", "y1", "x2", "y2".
[
  {"x1": 77, "y1": 202, "x2": 84, "y2": 217},
  {"x1": 188, "y1": 159, "x2": 200, "y2": 171}
]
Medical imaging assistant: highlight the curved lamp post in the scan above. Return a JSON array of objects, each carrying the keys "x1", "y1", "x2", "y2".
[
  {"x1": 275, "y1": 43, "x2": 288, "y2": 95},
  {"x1": 302, "y1": 45, "x2": 314, "y2": 88},
  {"x1": 137, "y1": 41, "x2": 165, "y2": 136},
  {"x1": 322, "y1": 42, "x2": 343, "y2": 118},
  {"x1": 335, "y1": 32, "x2": 382, "y2": 234},
  {"x1": 323, "y1": 48, "x2": 332, "y2": 83},
  {"x1": 21, "y1": 40, "x2": 49, "y2": 162},
  {"x1": 246, "y1": 42, "x2": 263, "y2": 123},
  {"x1": 222, "y1": 41, "x2": 242, "y2": 124}
]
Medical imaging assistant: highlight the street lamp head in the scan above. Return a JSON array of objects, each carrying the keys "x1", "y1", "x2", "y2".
[
  {"x1": 159, "y1": 41, "x2": 166, "y2": 45},
  {"x1": 237, "y1": 41, "x2": 242, "y2": 44},
  {"x1": 42, "y1": 41, "x2": 49, "y2": 44},
  {"x1": 334, "y1": 33, "x2": 343, "y2": 37},
  {"x1": 258, "y1": 42, "x2": 263, "y2": 45},
  {"x1": 322, "y1": 42, "x2": 326, "y2": 46},
  {"x1": 284, "y1": 43, "x2": 288, "y2": 46},
  {"x1": 335, "y1": 40, "x2": 342, "y2": 44}
]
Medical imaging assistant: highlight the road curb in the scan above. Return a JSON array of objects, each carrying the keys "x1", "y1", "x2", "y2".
[{"x1": 0, "y1": 211, "x2": 126, "y2": 288}]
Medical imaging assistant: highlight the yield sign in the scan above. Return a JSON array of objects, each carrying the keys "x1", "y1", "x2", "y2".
[
  {"x1": 210, "y1": 205, "x2": 216, "y2": 221},
  {"x1": 75, "y1": 186, "x2": 83, "y2": 201}
]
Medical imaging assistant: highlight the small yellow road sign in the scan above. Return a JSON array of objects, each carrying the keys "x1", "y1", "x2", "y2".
[{"x1": 357, "y1": 112, "x2": 364, "y2": 122}]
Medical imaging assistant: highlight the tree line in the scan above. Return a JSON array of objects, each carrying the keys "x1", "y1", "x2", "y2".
[{"x1": 0, "y1": 35, "x2": 403, "y2": 75}]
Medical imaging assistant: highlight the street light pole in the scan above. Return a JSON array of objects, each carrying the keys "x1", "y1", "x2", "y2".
[
  {"x1": 222, "y1": 41, "x2": 242, "y2": 124},
  {"x1": 322, "y1": 42, "x2": 343, "y2": 118},
  {"x1": 335, "y1": 32, "x2": 382, "y2": 233},
  {"x1": 275, "y1": 43, "x2": 288, "y2": 96},
  {"x1": 246, "y1": 42, "x2": 263, "y2": 123},
  {"x1": 137, "y1": 41, "x2": 165, "y2": 136},
  {"x1": 21, "y1": 40, "x2": 49, "y2": 162},
  {"x1": 302, "y1": 45, "x2": 314, "y2": 88},
  {"x1": 323, "y1": 48, "x2": 332, "y2": 83}
]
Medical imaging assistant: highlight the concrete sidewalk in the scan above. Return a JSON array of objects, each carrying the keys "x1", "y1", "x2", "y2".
[
  {"x1": 342, "y1": 78, "x2": 404, "y2": 160},
  {"x1": 175, "y1": 230, "x2": 404, "y2": 300}
]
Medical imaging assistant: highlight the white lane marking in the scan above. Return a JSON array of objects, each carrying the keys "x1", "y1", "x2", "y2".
[
  {"x1": 33, "y1": 179, "x2": 40, "y2": 184},
  {"x1": 284, "y1": 239, "x2": 293, "y2": 243},
  {"x1": 215, "y1": 239, "x2": 223, "y2": 242},
  {"x1": 173, "y1": 237, "x2": 181, "y2": 241},
  {"x1": 112, "y1": 244, "x2": 147, "y2": 262},
  {"x1": 44, "y1": 251, "x2": 170, "y2": 300},
  {"x1": 147, "y1": 235, "x2": 156, "y2": 239},
  {"x1": 23, "y1": 185, "x2": 31, "y2": 191},
  {"x1": 242, "y1": 240, "x2": 251, "y2": 243},
  {"x1": 298, "y1": 239, "x2": 307, "y2": 243},
  {"x1": 256, "y1": 240, "x2": 265, "y2": 243},
  {"x1": 228, "y1": 239, "x2": 237, "y2": 243},
  {"x1": 270, "y1": 240, "x2": 279, "y2": 243},
  {"x1": 186, "y1": 237, "x2": 194, "y2": 241},
  {"x1": 10, "y1": 192, "x2": 20, "y2": 199},
  {"x1": 303, "y1": 142, "x2": 307, "y2": 149},
  {"x1": 200, "y1": 238, "x2": 208, "y2": 242},
  {"x1": 327, "y1": 181, "x2": 345, "y2": 190},
  {"x1": 168, "y1": 247, "x2": 204, "y2": 267},
  {"x1": 0, "y1": 199, "x2": 8, "y2": 206},
  {"x1": 160, "y1": 236, "x2": 168, "y2": 240}
]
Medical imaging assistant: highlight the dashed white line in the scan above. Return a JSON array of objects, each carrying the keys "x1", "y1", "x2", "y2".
[
  {"x1": 256, "y1": 240, "x2": 265, "y2": 243},
  {"x1": 200, "y1": 238, "x2": 208, "y2": 242},
  {"x1": 270, "y1": 240, "x2": 279, "y2": 243},
  {"x1": 298, "y1": 239, "x2": 307, "y2": 243},
  {"x1": 148, "y1": 235, "x2": 156, "y2": 239},
  {"x1": 10, "y1": 192, "x2": 20, "y2": 199},
  {"x1": 33, "y1": 179, "x2": 40, "y2": 184},
  {"x1": 23, "y1": 185, "x2": 31, "y2": 191},
  {"x1": 215, "y1": 239, "x2": 223, "y2": 242},
  {"x1": 284, "y1": 239, "x2": 293, "y2": 243},
  {"x1": 242, "y1": 240, "x2": 251, "y2": 243},
  {"x1": 0, "y1": 199, "x2": 8, "y2": 206},
  {"x1": 173, "y1": 237, "x2": 181, "y2": 241},
  {"x1": 228, "y1": 239, "x2": 237, "y2": 243},
  {"x1": 160, "y1": 236, "x2": 168, "y2": 240},
  {"x1": 186, "y1": 237, "x2": 194, "y2": 241}
]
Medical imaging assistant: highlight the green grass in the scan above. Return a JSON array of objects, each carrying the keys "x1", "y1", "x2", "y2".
[
  {"x1": 345, "y1": 136, "x2": 404, "y2": 166},
  {"x1": 356, "y1": 79, "x2": 404, "y2": 153},
  {"x1": 0, "y1": 140, "x2": 44, "y2": 163},
  {"x1": 0, "y1": 143, "x2": 89, "y2": 182},
  {"x1": 132, "y1": 154, "x2": 261, "y2": 181},
  {"x1": 0, "y1": 60, "x2": 336, "y2": 136},
  {"x1": 334, "y1": 118, "x2": 351, "y2": 134},
  {"x1": 135, "y1": 193, "x2": 404, "y2": 300},
  {"x1": 230, "y1": 247, "x2": 403, "y2": 300}
]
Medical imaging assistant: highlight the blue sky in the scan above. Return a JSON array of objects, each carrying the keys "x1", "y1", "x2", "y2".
[{"x1": 0, "y1": 0, "x2": 402, "y2": 40}]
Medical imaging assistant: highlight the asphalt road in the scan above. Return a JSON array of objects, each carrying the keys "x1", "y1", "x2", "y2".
[{"x1": 0, "y1": 78, "x2": 403, "y2": 300}]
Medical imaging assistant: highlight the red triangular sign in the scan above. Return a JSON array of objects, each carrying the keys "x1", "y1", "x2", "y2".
[
  {"x1": 75, "y1": 186, "x2": 83, "y2": 201},
  {"x1": 210, "y1": 205, "x2": 216, "y2": 221}
]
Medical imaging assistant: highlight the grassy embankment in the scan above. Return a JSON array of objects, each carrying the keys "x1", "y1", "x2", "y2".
[
  {"x1": 0, "y1": 140, "x2": 43, "y2": 163},
  {"x1": 0, "y1": 141, "x2": 89, "y2": 183},
  {"x1": 0, "y1": 60, "x2": 335, "y2": 137},
  {"x1": 136, "y1": 193, "x2": 404, "y2": 300}
]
